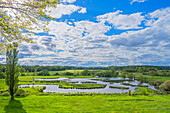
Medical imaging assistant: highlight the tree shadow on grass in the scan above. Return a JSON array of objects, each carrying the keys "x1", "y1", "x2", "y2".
[{"x1": 4, "y1": 99, "x2": 27, "y2": 113}]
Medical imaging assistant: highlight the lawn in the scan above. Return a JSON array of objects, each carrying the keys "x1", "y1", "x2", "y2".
[
  {"x1": 0, "y1": 70, "x2": 170, "y2": 113},
  {"x1": 0, "y1": 95, "x2": 170, "y2": 113}
]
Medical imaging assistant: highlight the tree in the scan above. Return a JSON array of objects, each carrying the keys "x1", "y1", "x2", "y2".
[
  {"x1": 0, "y1": 0, "x2": 59, "y2": 54},
  {"x1": 5, "y1": 43, "x2": 20, "y2": 99},
  {"x1": 20, "y1": 67, "x2": 25, "y2": 73},
  {"x1": 0, "y1": 64, "x2": 5, "y2": 79},
  {"x1": 38, "y1": 69, "x2": 50, "y2": 76}
]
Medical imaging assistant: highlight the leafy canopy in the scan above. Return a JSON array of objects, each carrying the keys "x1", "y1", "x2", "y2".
[{"x1": 0, "y1": 0, "x2": 59, "y2": 54}]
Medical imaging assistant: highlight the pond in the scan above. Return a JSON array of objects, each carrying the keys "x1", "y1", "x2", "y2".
[{"x1": 19, "y1": 77, "x2": 158, "y2": 93}]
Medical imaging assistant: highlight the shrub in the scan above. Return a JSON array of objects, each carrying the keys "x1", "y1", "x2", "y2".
[
  {"x1": 137, "y1": 76, "x2": 148, "y2": 83},
  {"x1": 0, "y1": 72, "x2": 5, "y2": 79},
  {"x1": 54, "y1": 72, "x2": 59, "y2": 75},
  {"x1": 149, "y1": 81, "x2": 154, "y2": 85},
  {"x1": 122, "y1": 74, "x2": 126, "y2": 78},
  {"x1": 20, "y1": 73, "x2": 26, "y2": 76},
  {"x1": 15, "y1": 89, "x2": 28, "y2": 96},
  {"x1": 38, "y1": 69, "x2": 50, "y2": 76},
  {"x1": 1, "y1": 92, "x2": 9, "y2": 96},
  {"x1": 154, "y1": 80, "x2": 162, "y2": 86},
  {"x1": 63, "y1": 72, "x2": 73, "y2": 76},
  {"x1": 127, "y1": 74, "x2": 134, "y2": 80},
  {"x1": 159, "y1": 80, "x2": 170, "y2": 91},
  {"x1": 128, "y1": 89, "x2": 131, "y2": 96}
]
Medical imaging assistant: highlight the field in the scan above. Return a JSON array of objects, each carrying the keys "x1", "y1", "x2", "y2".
[
  {"x1": 0, "y1": 95, "x2": 170, "y2": 113},
  {"x1": 0, "y1": 69, "x2": 170, "y2": 113}
]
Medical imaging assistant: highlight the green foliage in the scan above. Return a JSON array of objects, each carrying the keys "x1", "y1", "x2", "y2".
[
  {"x1": 95, "y1": 70, "x2": 112, "y2": 77},
  {"x1": 20, "y1": 67, "x2": 25, "y2": 74},
  {"x1": 63, "y1": 72, "x2": 73, "y2": 76},
  {"x1": 154, "y1": 80, "x2": 162, "y2": 86},
  {"x1": 127, "y1": 73, "x2": 135, "y2": 79},
  {"x1": 159, "y1": 80, "x2": 170, "y2": 91},
  {"x1": 0, "y1": 0, "x2": 60, "y2": 54},
  {"x1": 15, "y1": 89, "x2": 28, "y2": 96},
  {"x1": 0, "y1": 72, "x2": 5, "y2": 79},
  {"x1": 81, "y1": 69, "x2": 91, "y2": 76},
  {"x1": 54, "y1": 72, "x2": 59, "y2": 75},
  {"x1": 0, "y1": 91, "x2": 9, "y2": 96},
  {"x1": 38, "y1": 69, "x2": 50, "y2": 76},
  {"x1": 137, "y1": 75, "x2": 148, "y2": 83},
  {"x1": 128, "y1": 89, "x2": 131, "y2": 96},
  {"x1": 5, "y1": 43, "x2": 20, "y2": 99}
]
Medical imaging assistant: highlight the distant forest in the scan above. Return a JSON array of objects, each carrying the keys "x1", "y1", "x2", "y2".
[{"x1": 0, "y1": 64, "x2": 169, "y2": 72}]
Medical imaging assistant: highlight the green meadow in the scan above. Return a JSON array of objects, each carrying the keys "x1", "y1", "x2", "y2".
[
  {"x1": 0, "y1": 69, "x2": 170, "y2": 113},
  {"x1": 0, "y1": 95, "x2": 170, "y2": 113}
]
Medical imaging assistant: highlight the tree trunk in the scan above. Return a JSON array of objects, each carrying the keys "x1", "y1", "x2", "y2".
[{"x1": 11, "y1": 94, "x2": 14, "y2": 100}]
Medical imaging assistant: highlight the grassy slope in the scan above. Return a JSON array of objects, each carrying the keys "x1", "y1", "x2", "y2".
[
  {"x1": 0, "y1": 95, "x2": 170, "y2": 113},
  {"x1": 120, "y1": 73, "x2": 170, "y2": 82}
]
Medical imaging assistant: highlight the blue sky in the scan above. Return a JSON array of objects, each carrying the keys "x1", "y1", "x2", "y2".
[{"x1": 1, "y1": 0, "x2": 170, "y2": 67}]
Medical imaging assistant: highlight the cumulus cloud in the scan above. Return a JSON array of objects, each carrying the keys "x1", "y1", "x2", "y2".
[
  {"x1": 78, "y1": 8, "x2": 87, "y2": 14},
  {"x1": 62, "y1": 0, "x2": 76, "y2": 3},
  {"x1": 14, "y1": 6, "x2": 170, "y2": 66},
  {"x1": 47, "y1": 4, "x2": 81, "y2": 18},
  {"x1": 97, "y1": 10, "x2": 145, "y2": 30},
  {"x1": 130, "y1": 0, "x2": 148, "y2": 4}
]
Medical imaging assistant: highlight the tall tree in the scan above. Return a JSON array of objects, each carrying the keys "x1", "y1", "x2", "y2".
[
  {"x1": 5, "y1": 42, "x2": 20, "y2": 99},
  {"x1": 0, "y1": 0, "x2": 59, "y2": 54}
]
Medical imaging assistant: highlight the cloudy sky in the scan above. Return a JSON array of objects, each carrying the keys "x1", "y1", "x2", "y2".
[{"x1": 1, "y1": 0, "x2": 170, "y2": 67}]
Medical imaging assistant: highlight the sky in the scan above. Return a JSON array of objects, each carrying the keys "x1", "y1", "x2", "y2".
[{"x1": 0, "y1": 0, "x2": 170, "y2": 67}]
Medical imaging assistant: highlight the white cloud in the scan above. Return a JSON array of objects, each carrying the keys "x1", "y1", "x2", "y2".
[
  {"x1": 15, "y1": 7, "x2": 170, "y2": 66},
  {"x1": 97, "y1": 10, "x2": 145, "y2": 30},
  {"x1": 145, "y1": 7, "x2": 170, "y2": 26},
  {"x1": 62, "y1": 0, "x2": 76, "y2": 3},
  {"x1": 78, "y1": 8, "x2": 87, "y2": 14},
  {"x1": 130, "y1": 0, "x2": 147, "y2": 4},
  {"x1": 47, "y1": 4, "x2": 81, "y2": 18}
]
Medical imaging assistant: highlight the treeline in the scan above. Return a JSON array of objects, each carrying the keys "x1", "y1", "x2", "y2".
[
  {"x1": 0, "y1": 64, "x2": 170, "y2": 78},
  {"x1": 19, "y1": 65, "x2": 170, "y2": 72},
  {"x1": 20, "y1": 65, "x2": 109, "y2": 72}
]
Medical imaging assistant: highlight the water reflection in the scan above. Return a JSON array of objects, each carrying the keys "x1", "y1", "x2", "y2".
[{"x1": 19, "y1": 77, "x2": 158, "y2": 93}]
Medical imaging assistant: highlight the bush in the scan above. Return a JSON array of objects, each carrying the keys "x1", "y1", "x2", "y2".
[
  {"x1": 38, "y1": 69, "x2": 50, "y2": 76},
  {"x1": 54, "y1": 72, "x2": 59, "y2": 75},
  {"x1": 15, "y1": 89, "x2": 28, "y2": 96},
  {"x1": 127, "y1": 74, "x2": 134, "y2": 80},
  {"x1": 63, "y1": 72, "x2": 73, "y2": 76},
  {"x1": 154, "y1": 80, "x2": 162, "y2": 86},
  {"x1": 128, "y1": 89, "x2": 131, "y2": 96},
  {"x1": 1, "y1": 91, "x2": 9, "y2": 96},
  {"x1": 20, "y1": 73, "x2": 26, "y2": 76},
  {"x1": 159, "y1": 80, "x2": 170, "y2": 91},
  {"x1": 0, "y1": 72, "x2": 5, "y2": 79},
  {"x1": 149, "y1": 81, "x2": 154, "y2": 85}
]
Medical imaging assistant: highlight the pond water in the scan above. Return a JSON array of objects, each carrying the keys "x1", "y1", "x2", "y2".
[{"x1": 19, "y1": 77, "x2": 158, "y2": 93}]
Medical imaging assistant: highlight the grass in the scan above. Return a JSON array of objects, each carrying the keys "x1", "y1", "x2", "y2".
[
  {"x1": 122, "y1": 83, "x2": 148, "y2": 87},
  {"x1": 1, "y1": 70, "x2": 170, "y2": 113},
  {"x1": 19, "y1": 75, "x2": 93, "y2": 82},
  {"x1": 132, "y1": 73, "x2": 170, "y2": 83},
  {"x1": 109, "y1": 86, "x2": 129, "y2": 89},
  {"x1": 59, "y1": 84, "x2": 106, "y2": 89},
  {"x1": 81, "y1": 81, "x2": 97, "y2": 84},
  {"x1": 0, "y1": 95, "x2": 170, "y2": 113},
  {"x1": 103, "y1": 79, "x2": 133, "y2": 83}
]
